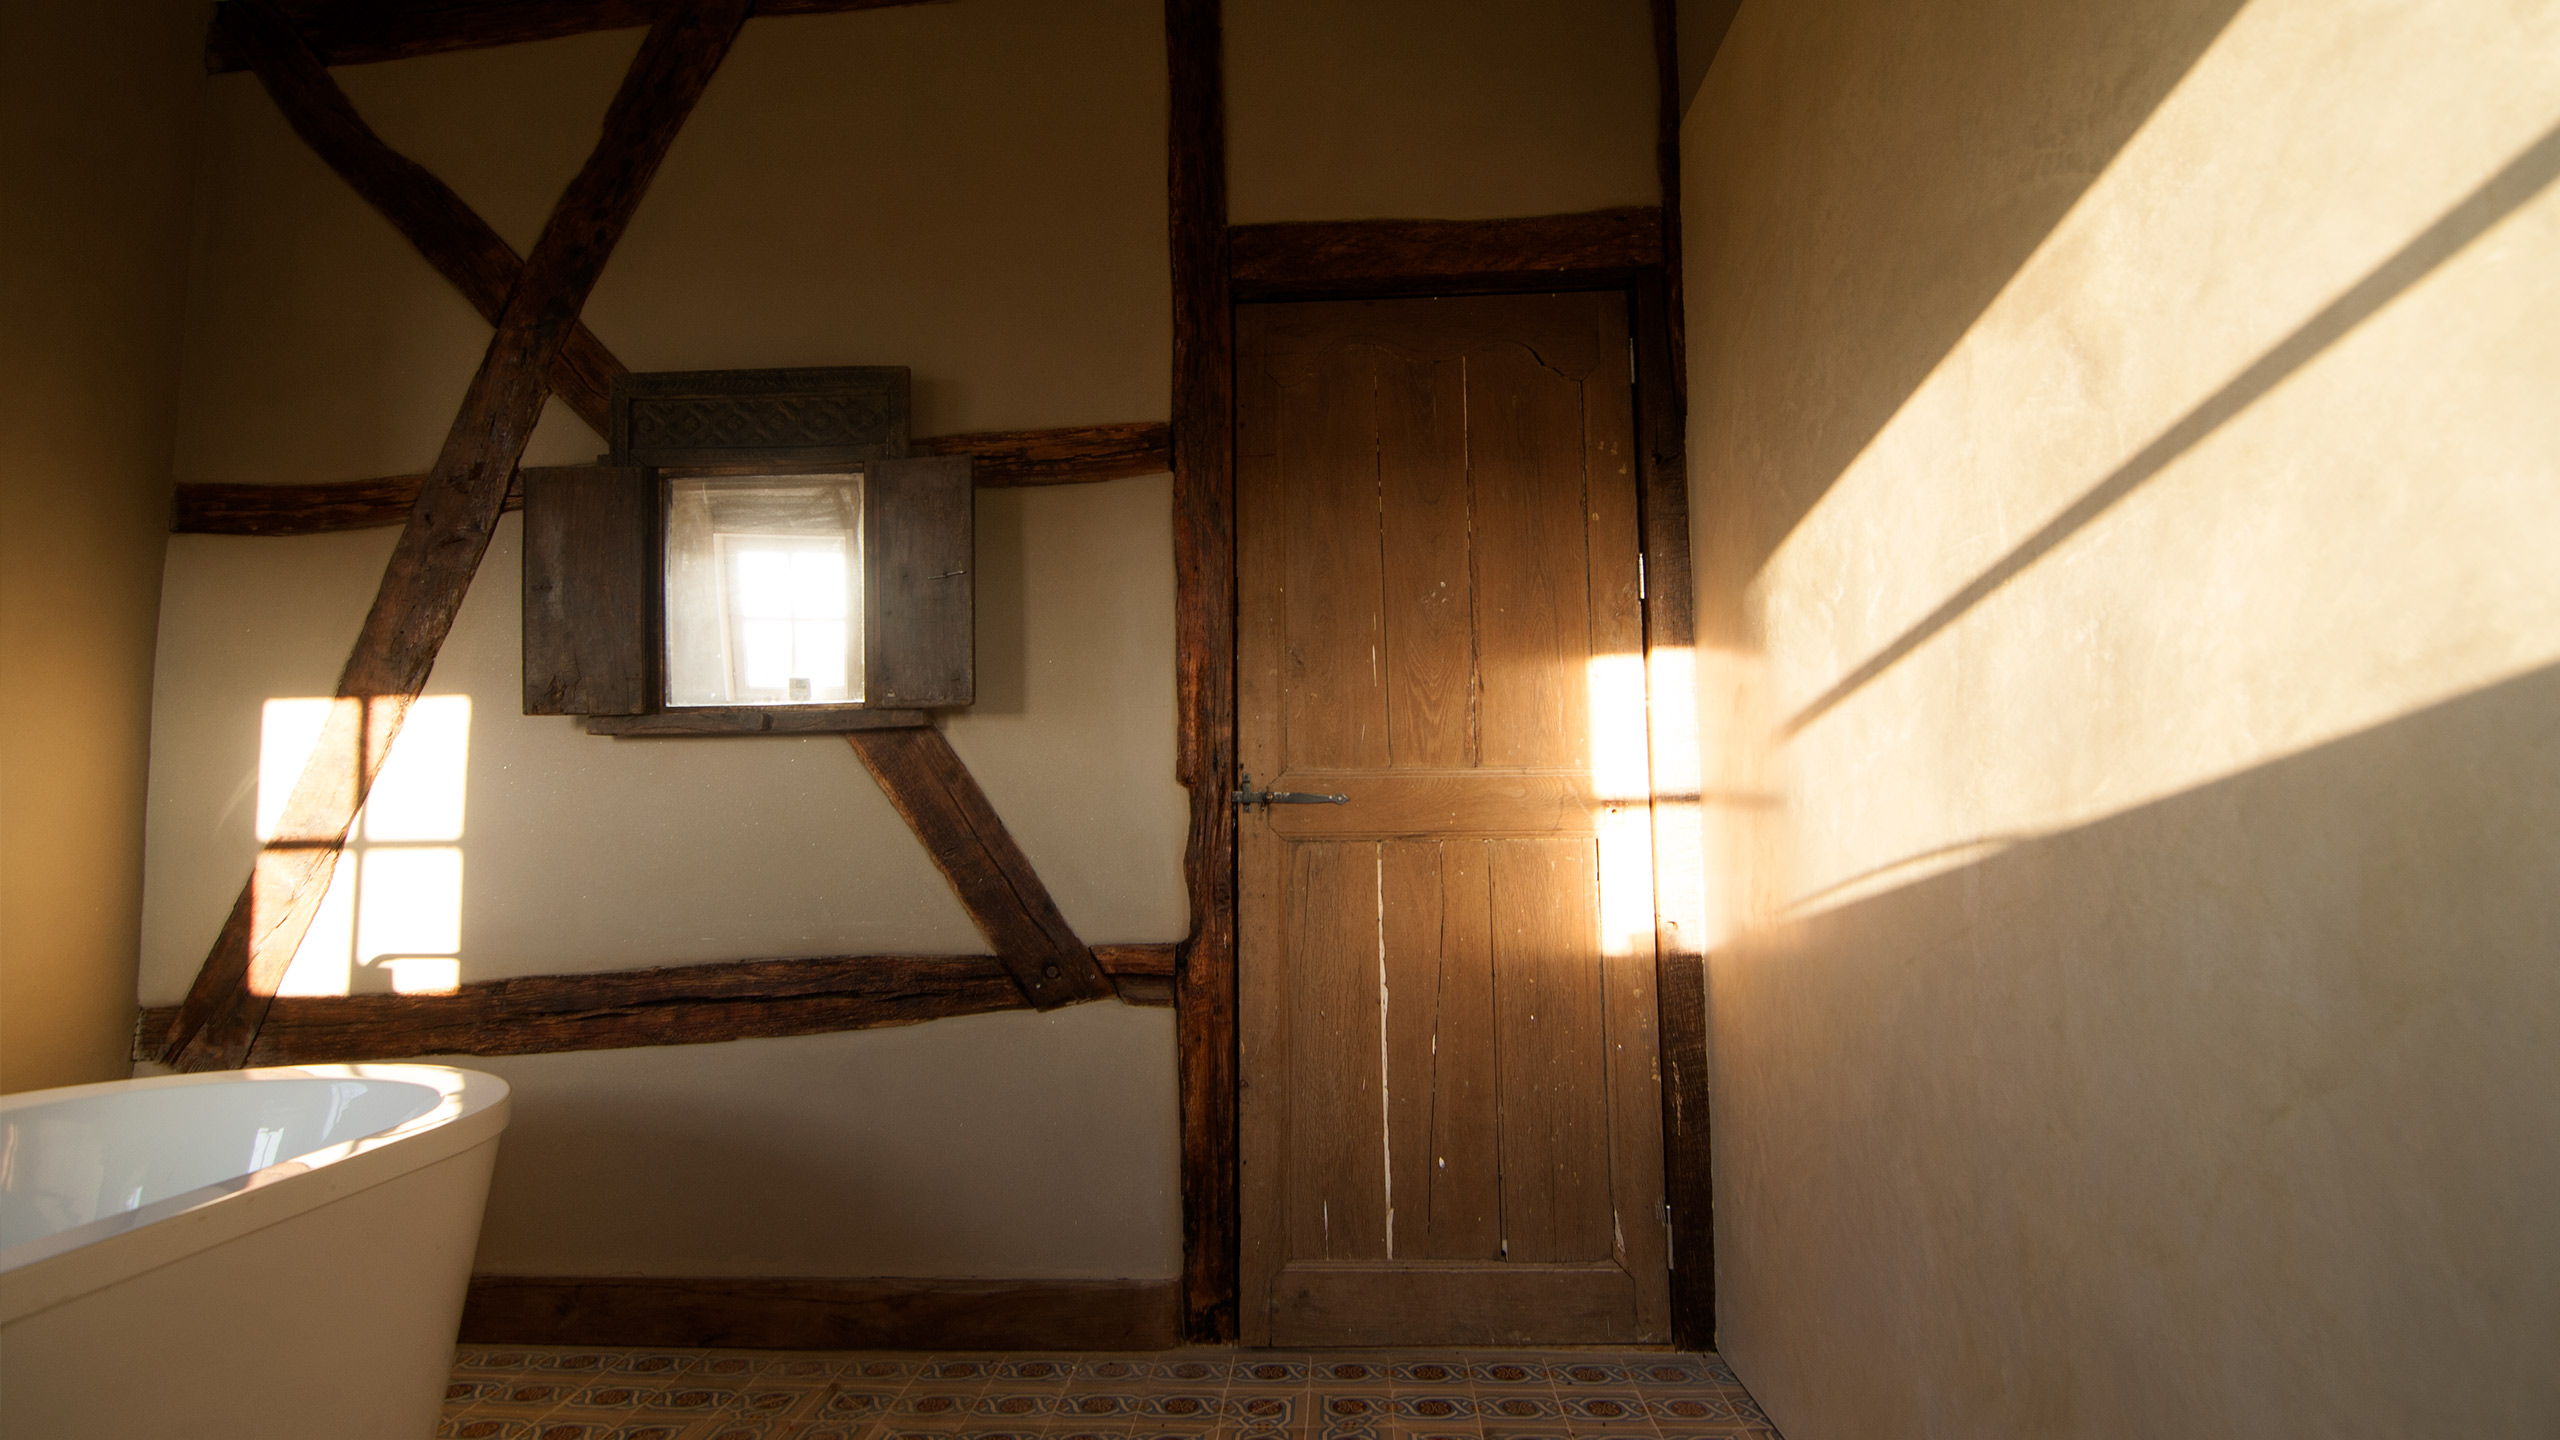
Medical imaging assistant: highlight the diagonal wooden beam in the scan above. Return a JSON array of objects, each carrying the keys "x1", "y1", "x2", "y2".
[
  {"x1": 208, "y1": 0, "x2": 952, "y2": 73},
  {"x1": 216, "y1": 0, "x2": 624, "y2": 434},
  {"x1": 162, "y1": 0, "x2": 753, "y2": 1072},
  {"x1": 845, "y1": 729, "x2": 1115, "y2": 1009}
]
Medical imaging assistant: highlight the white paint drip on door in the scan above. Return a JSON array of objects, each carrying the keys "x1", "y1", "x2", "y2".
[{"x1": 1376, "y1": 844, "x2": 1395, "y2": 1258}]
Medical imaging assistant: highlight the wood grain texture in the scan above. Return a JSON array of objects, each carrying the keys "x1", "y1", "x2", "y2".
[
  {"x1": 459, "y1": 1276, "x2": 1178, "y2": 1351},
  {"x1": 207, "y1": 0, "x2": 951, "y2": 72},
  {"x1": 845, "y1": 728, "x2": 1113, "y2": 1008},
  {"x1": 584, "y1": 706, "x2": 929, "y2": 735},
  {"x1": 137, "y1": 955, "x2": 1029, "y2": 1064},
  {"x1": 521, "y1": 465, "x2": 654, "y2": 716},
  {"x1": 1634, "y1": 263, "x2": 1713, "y2": 1348},
  {"x1": 1229, "y1": 208, "x2": 1663, "y2": 302},
  {"x1": 212, "y1": 0, "x2": 622, "y2": 434},
  {"x1": 916, "y1": 420, "x2": 1172, "y2": 486},
  {"x1": 132, "y1": 945, "x2": 1177, "y2": 1063},
  {"x1": 1166, "y1": 0, "x2": 1239, "y2": 1347},
  {"x1": 1236, "y1": 293, "x2": 1669, "y2": 1346},
  {"x1": 162, "y1": 0, "x2": 752, "y2": 1072},
  {"x1": 1267, "y1": 1262, "x2": 1639, "y2": 1348},
  {"x1": 169, "y1": 423, "x2": 1167, "y2": 536},
  {"x1": 610, "y1": 365, "x2": 910, "y2": 468},
  {"x1": 864, "y1": 455, "x2": 975, "y2": 708}
]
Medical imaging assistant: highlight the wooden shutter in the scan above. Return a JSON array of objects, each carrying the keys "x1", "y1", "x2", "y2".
[
  {"x1": 863, "y1": 455, "x2": 974, "y2": 708},
  {"x1": 521, "y1": 464, "x2": 654, "y2": 715}
]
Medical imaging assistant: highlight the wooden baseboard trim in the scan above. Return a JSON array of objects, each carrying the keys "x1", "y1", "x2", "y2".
[{"x1": 459, "y1": 1276, "x2": 1182, "y2": 1351}]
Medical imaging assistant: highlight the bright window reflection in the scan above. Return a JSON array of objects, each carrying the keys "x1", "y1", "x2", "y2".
[
  {"x1": 663, "y1": 472, "x2": 864, "y2": 707},
  {"x1": 259, "y1": 695, "x2": 469, "y2": 996}
]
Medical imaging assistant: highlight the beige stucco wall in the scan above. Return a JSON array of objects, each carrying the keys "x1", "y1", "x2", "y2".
[
  {"x1": 138, "y1": 0, "x2": 1663, "y2": 1280},
  {"x1": 0, "y1": 0, "x2": 205, "y2": 1092},
  {"x1": 141, "y1": 0, "x2": 1188, "y2": 1278},
  {"x1": 1685, "y1": 0, "x2": 2560, "y2": 1435},
  {"x1": 1224, "y1": 0, "x2": 1656, "y2": 224}
]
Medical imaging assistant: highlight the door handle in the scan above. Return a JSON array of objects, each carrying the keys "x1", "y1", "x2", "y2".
[{"x1": 1234, "y1": 771, "x2": 1349, "y2": 812}]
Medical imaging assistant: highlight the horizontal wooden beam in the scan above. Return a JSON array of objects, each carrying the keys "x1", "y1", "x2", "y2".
[
  {"x1": 207, "y1": 0, "x2": 950, "y2": 73},
  {"x1": 459, "y1": 1275, "x2": 1180, "y2": 1351},
  {"x1": 132, "y1": 944, "x2": 1177, "y2": 1064},
  {"x1": 169, "y1": 422, "x2": 1172, "y2": 536},
  {"x1": 916, "y1": 420, "x2": 1171, "y2": 487},
  {"x1": 1228, "y1": 206, "x2": 1664, "y2": 301}
]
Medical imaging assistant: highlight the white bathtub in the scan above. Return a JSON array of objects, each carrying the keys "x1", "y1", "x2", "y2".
[{"x1": 0, "y1": 1064, "x2": 510, "y2": 1439}]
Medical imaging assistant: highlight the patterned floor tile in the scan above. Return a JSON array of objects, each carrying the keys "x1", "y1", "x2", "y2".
[{"x1": 443, "y1": 1345, "x2": 1777, "y2": 1440}]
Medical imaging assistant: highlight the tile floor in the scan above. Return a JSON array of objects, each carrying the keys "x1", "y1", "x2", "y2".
[{"x1": 440, "y1": 1346, "x2": 1780, "y2": 1440}]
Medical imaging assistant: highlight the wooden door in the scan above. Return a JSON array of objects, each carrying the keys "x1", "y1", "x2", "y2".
[{"x1": 1236, "y1": 292, "x2": 1669, "y2": 1347}]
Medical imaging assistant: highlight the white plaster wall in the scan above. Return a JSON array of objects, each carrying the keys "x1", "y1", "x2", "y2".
[
  {"x1": 1685, "y1": 0, "x2": 2560, "y2": 1433},
  {"x1": 141, "y1": 0, "x2": 1184, "y2": 1278},
  {"x1": 1224, "y1": 0, "x2": 1657, "y2": 224}
]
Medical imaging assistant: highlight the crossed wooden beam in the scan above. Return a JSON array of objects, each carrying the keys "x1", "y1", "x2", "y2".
[{"x1": 159, "y1": 0, "x2": 1128, "y2": 1071}]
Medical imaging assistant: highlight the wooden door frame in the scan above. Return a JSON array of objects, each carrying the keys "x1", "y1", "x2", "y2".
[{"x1": 1167, "y1": 0, "x2": 1709, "y2": 1351}]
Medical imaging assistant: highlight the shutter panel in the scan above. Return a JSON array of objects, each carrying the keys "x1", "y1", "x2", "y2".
[
  {"x1": 863, "y1": 455, "x2": 974, "y2": 708},
  {"x1": 521, "y1": 465, "x2": 654, "y2": 715}
]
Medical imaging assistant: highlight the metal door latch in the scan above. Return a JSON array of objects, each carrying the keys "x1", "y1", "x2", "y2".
[{"x1": 1233, "y1": 771, "x2": 1349, "y2": 812}]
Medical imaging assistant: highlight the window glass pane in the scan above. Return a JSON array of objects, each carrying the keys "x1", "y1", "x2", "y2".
[{"x1": 663, "y1": 472, "x2": 864, "y2": 706}]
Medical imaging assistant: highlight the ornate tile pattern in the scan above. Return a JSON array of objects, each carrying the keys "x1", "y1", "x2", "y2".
[{"x1": 441, "y1": 1348, "x2": 1778, "y2": 1440}]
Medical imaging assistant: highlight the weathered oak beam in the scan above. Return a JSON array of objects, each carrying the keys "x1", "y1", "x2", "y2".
[
  {"x1": 133, "y1": 945, "x2": 1177, "y2": 1065},
  {"x1": 916, "y1": 420, "x2": 1173, "y2": 487},
  {"x1": 214, "y1": 0, "x2": 622, "y2": 434},
  {"x1": 1228, "y1": 206, "x2": 1664, "y2": 301},
  {"x1": 207, "y1": 0, "x2": 950, "y2": 73},
  {"x1": 1165, "y1": 0, "x2": 1239, "y2": 1347},
  {"x1": 1645, "y1": 0, "x2": 1713, "y2": 1353},
  {"x1": 170, "y1": 422, "x2": 1173, "y2": 536},
  {"x1": 162, "y1": 0, "x2": 752, "y2": 1072},
  {"x1": 845, "y1": 729, "x2": 1115, "y2": 1010}
]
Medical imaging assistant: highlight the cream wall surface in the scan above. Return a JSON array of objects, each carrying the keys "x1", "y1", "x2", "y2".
[
  {"x1": 140, "y1": 0, "x2": 1664, "y2": 1281},
  {"x1": 142, "y1": 0, "x2": 1186, "y2": 1278},
  {"x1": 1224, "y1": 0, "x2": 1656, "y2": 224},
  {"x1": 1685, "y1": 0, "x2": 2560, "y2": 1434},
  {"x1": 0, "y1": 0, "x2": 205, "y2": 1092}
]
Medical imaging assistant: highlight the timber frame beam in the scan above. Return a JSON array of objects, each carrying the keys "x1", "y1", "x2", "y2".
[
  {"x1": 171, "y1": 421, "x2": 1173, "y2": 536},
  {"x1": 207, "y1": 0, "x2": 952, "y2": 72},
  {"x1": 133, "y1": 946, "x2": 1175, "y2": 1068}
]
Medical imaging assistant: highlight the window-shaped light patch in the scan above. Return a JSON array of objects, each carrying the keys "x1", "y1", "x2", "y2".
[{"x1": 258, "y1": 695, "x2": 470, "y2": 997}]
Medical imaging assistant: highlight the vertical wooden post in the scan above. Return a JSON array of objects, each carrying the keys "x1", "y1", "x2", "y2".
[
  {"x1": 1165, "y1": 0, "x2": 1239, "y2": 1345},
  {"x1": 1645, "y1": 0, "x2": 1716, "y2": 1352}
]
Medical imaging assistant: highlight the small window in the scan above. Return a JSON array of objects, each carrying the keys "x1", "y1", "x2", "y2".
[
  {"x1": 663, "y1": 473, "x2": 866, "y2": 707},
  {"x1": 521, "y1": 365, "x2": 973, "y2": 734}
]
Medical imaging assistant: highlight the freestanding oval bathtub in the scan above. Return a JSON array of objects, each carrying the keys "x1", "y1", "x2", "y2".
[{"x1": 0, "y1": 1064, "x2": 509, "y2": 1439}]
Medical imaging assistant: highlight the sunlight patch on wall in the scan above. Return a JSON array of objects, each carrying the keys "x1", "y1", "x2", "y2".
[
  {"x1": 1735, "y1": 0, "x2": 2560, "y2": 915},
  {"x1": 258, "y1": 696, "x2": 470, "y2": 995}
]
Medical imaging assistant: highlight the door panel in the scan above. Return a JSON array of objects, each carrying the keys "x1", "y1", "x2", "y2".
[{"x1": 1238, "y1": 292, "x2": 1668, "y2": 1347}]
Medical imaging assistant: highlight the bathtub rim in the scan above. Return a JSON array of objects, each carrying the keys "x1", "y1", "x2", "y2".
[{"x1": 0, "y1": 1063, "x2": 509, "y2": 1326}]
